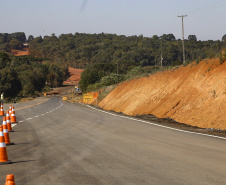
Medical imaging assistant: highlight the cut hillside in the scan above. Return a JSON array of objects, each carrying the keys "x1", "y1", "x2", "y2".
[
  {"x1": 63, "y1": 68, "x2": 84, "y2": 85},
  {"x1": 11, "y1": 47, "x2": 30, "y2": 56},
  {"x1": 99, "y1": 59, "x2": 226, "y2": 130}
]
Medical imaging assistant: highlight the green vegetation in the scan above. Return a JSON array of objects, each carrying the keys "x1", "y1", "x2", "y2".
[
  {"x1": 0, "y1": 32, "x2": 26, "y2": 51},
  {"x1": 0, "y1": 53, "x2": 69, "y2": 99},
  {"x1": 0, "y1": 32, "x2": 226, "y2": 96}
]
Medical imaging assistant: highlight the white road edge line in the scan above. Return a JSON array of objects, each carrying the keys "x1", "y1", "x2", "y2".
[{"x1": 87, "y1": 105, "x2": 226, "y2": 140}]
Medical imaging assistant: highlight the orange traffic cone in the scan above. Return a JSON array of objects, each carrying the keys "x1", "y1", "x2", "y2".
[
  {"x1": 6, "y1": 112, "x2": 14, "y2": 132},
  {"x1": 5, "y1": 174, "x2": 15, "y2": 185},
  {"x1": 2, "y1": 117, "x2": 14, "y2": 145},
  {"x1": 0, "y1": 126, "x2": 12, "y2": 164},
  {"x1": 9, "y1": 108, "x2": 12, "y2": 118},
  {"x1": 12, "y1": 106, "x2": 15, "y2": 114},
  {"x1": 0, "y1": 104, "x2": 4, "y2": 116},
  {"x1": 10, "y1": 109, "x2": 17, "y2": 124}
]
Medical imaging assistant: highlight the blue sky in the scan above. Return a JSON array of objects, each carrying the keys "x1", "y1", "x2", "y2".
[{"x1": 0, "y1": 0, "x2": 225, "y2": 40}]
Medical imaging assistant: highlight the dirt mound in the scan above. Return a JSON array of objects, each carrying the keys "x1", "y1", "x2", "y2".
[
  {"x1": 99, "y1": 59, "x2": 226, "y2": 130},
  {"x1": 63, "y1": 68, "x2": 84, "y2": 85},
  {"x1": 11, "y1": 48, "x2": 30, "y2": 56}
]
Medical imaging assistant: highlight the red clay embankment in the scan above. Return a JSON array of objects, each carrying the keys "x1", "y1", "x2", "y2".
[{"x1": 99, "y1": 59, "x2": 226, "y2": 130}]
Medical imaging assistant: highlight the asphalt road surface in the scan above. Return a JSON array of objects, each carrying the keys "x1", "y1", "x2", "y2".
[{"x1": 0, "y1": 97, "x2": 226, "y2": 185}]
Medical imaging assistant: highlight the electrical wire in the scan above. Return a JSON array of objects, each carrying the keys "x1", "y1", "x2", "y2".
[{"x1": 184, "y1": 0, "x2": 226, "y2": 15}]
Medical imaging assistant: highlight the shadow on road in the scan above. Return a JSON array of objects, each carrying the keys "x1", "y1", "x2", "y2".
[
  {"x1": 12, "y1": 142, "x2": 30, "y2": 145},
  {"x1": 12, "y1": 160, "x2": 35, "y2": 164}
]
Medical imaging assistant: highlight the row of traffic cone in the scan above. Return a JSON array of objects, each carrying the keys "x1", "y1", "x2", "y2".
[
  {"x1": 1, "y1": 105, "x2": 17, "y2": 184},
  {"x1": 0, "y1": 104, "x2": 17, "y2": 163},
  {"x1": 0, "y1": 104, "x2": 17, "y2": 124}
]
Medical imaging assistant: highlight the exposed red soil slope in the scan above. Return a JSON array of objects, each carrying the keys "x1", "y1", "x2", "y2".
[
  {"x1": 11, "y1": 47, "x2": 30, "y2": 56},
  {"x1": 99, "y1": 59, "x2": 226, "y2": 130},
  {"x1": 63, "y1": 68, "x2": 84, "y2": 85}
]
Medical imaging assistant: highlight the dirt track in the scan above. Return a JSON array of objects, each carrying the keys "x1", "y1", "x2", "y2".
[{"x1": 99, "y1": 59, "x2": 226, "y2": 130}]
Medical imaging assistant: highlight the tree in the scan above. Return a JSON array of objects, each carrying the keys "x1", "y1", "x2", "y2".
[
  {"x1": 152, "y1": 35, "x2": 159, "y2": 40},
  {"x1": 0, "y1": 67, "x2": 21, "y2": 97},
  {"x1": 188, "y1": 35, "x2": 197, "y2": 41},
  {"x1": 0, "y1": 34, "x2": 4, "y2": 44},
  {"x1": 11, "y1": 32, "x2": 26, "y2": 43},
  {"x1": 19, "y1": 70, "x2": 36, "y2": 96},
  {"x1": 222, "y1": 34, "x2": 226, "y2": 42},
  {"x1": 28, "y1": 35, "x2": 34, "y2": 42},
  {"x1": 160, "y1": 34, "x2": 176, "y2": 41},
  {"x1": 9, "y1": 39, "x2": 21, "y2": 49},
  {"x1": 79, "y1": 63, "x2": 115, "y2": 92},
  {"x1": 0, "y1": 52, "x2": 10, "y2": 68},
  {"x1": 34, "y1": 36, "x2": 43, "y2": 43}
]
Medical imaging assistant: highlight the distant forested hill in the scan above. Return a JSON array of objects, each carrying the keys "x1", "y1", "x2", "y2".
[
  {"x1": 1, "y1": 32, "x2": 226, "y2": 94},
  {"x1": 28, "y1": 32, "x2": 224, "y2": 71},
  {"x1": 0, "y1": 32, "x2": 225, "y2": 71}
]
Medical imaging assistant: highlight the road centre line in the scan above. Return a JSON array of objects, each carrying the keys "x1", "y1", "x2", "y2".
[
  {"x1": 87, "y1": 105, "x2": 226, "y2": 140},
  {"x1": 11, "y1": 101, "x2": 63, "y2": 128},
  {"x1": 14, "y1": 99, "x2": 49, "y2": 111}
]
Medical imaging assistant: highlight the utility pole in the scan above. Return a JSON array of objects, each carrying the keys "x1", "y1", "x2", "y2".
[
  {"x1": 116, "y1": 60, "x2": 119, "y2": 75},
  {"x1": 160, "y1": 38, "x2": 163, "y2": 67},
  {"x1": 178, "y1": 15, "x2": 187, "y2": 65}
]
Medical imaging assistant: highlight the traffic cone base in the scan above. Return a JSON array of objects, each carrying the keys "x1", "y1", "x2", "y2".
[
  {"x1": 0, "y1": 160, "x2": 12, "y2": 165},
  {"x1": 6, "y1": 142, "x2": 14, "y2": 146}
]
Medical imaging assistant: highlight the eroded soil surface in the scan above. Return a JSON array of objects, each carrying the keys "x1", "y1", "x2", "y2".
[{"x1": 99, "y1": 59, "x2": 226, "y2": 130}]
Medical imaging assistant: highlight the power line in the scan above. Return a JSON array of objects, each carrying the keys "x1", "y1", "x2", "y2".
[{"x1": 184, "y1": 0, "x2": 226, "y2": 15}]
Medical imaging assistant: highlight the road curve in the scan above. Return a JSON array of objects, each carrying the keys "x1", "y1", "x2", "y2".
[{"x1": 0, "y1": 97, "x2": 226, "y2": 185}]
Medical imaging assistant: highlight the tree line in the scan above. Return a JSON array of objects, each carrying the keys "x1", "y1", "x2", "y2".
[
  {"x1": 0, "y1": 32, "x2": 226, "y2": 93},
  {"x1": 26, "y1": 32, "x2": 226, "y2": 68},
  {"x1": 0, "y1": 52, "x2": 69, "y2": 99},
  {"x1": 26, "y1": 32, "x2": 225, "y2": 91},
  {"x1": 1, "y1": 32, "x2": 226, "y2": 69}
]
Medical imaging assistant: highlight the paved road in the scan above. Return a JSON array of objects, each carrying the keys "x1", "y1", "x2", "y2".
[{"x1": 0, "y1": 97, "x2": 226, "y2": 185}]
